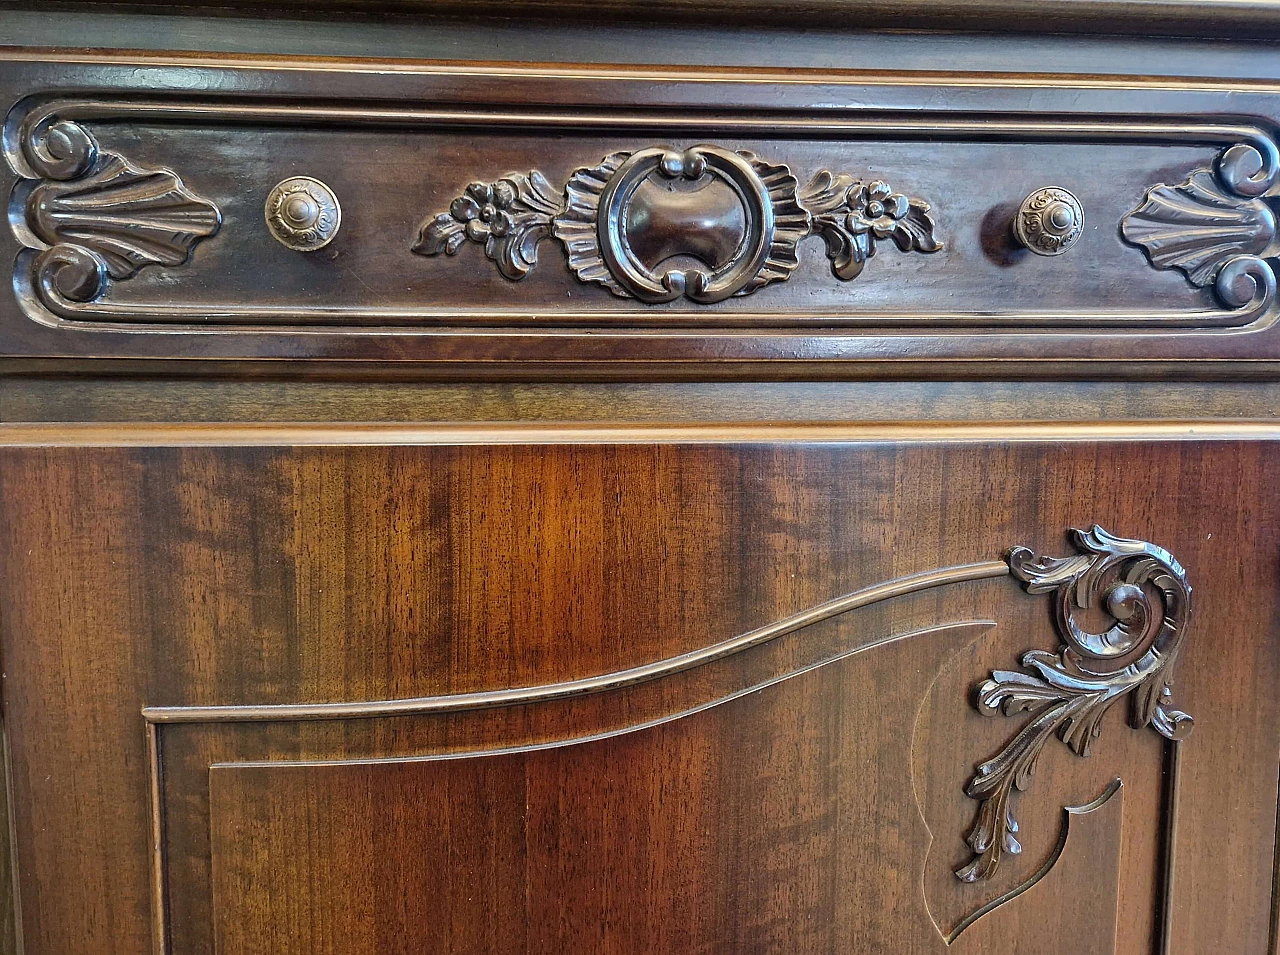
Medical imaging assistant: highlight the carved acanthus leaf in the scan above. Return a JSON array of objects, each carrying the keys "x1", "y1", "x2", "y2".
[{"x1": 957, "y1": 526, "x2": 1194, "y2": 884}]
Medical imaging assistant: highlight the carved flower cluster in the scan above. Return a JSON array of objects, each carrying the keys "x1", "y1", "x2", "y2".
[
  {"x1": 847, "y1": 180, "x2": 912, "y2": 239},
  {"x1": 797, "y1": 171, "x2": 942, "y2": 281},
  {"x1": 449, "y1": 181, "x2": 519, "y2": 245},
  {"x1": 412, "y1": 171, "x2": 563, "y2": 280}
]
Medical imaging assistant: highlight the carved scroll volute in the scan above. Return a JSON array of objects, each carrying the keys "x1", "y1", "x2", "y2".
[
  {"x1": 11, "y1": 118, "x2": 221, "y2": 305},
  {"x1": 411, "y1": 143, "x2": 942, "y2": 300},
  {"x1": 957, "y1": 526, "x2": 1193, "y2": 883}
]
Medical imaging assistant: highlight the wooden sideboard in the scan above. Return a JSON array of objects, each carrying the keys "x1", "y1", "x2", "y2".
[{"x1": 0, "y1": 4, "x2": 1277, "y2": 954}]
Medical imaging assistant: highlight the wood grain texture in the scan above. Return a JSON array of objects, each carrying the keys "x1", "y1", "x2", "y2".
[
  {"x1": 949, "y1": 781, "x2": 1125, "y2": 952},
  {"x1": 0, "y1": 433, "x2": 1275, "y2": 955},
  {"x1": 203, "y1": 629, "x2": 1128, "y2": 955},
  {"x1": 2, "y1": 5, "x2": 1279, "y2": 952}
]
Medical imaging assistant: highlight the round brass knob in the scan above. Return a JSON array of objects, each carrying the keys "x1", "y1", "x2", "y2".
[
  {"x1": 1013, "y1": 187, "x2": 1083, "y2": 256},
  {"x1": 265, "y1": 176, "x2": 341, "y2": 251}
]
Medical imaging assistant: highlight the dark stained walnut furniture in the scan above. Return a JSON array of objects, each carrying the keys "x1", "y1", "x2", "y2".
[{"x1": 0, "y1": 4, "x2": 1277, "y2": 955}]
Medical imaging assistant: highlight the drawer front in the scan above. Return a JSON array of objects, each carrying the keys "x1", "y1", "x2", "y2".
[
  {"x1": 5, "y1": 52, "x2": 1280, "y2": 372},
  {"x1": 0, "y1": 425, "x2": 1276, "y2": 955}
]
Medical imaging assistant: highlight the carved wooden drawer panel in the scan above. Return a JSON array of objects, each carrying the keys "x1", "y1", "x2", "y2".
[
  {"x1": 6, "y1": 52, "x2": 1280, "y2": 372},
  {"x1": 0, "y1": 424, "x2": 1277, "y2": 955}
]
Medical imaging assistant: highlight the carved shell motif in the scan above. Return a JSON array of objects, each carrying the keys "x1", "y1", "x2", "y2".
[
  {"x1": 1120, "y1": 168, "x2": 1276, "y2": 286},
  {"x1": 25, "y1": 150, "x2": 222, "y2": 280},
  {"x1": 552, "y1": 151, "x2": 631, "y2": 295}
]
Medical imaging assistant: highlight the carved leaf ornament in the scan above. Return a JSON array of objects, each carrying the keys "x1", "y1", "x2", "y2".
[{"x1": 957, "y1": 526, "x2": 1193, "y2": 883}]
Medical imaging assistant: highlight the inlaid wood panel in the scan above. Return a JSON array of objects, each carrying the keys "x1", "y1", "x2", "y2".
[{"x1": 0, "y1": 429, "x2": 1275, "y2": 955}]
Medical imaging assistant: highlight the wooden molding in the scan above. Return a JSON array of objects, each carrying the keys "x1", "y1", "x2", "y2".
[
  {"x1": 1, "y1": 420, "x2": 1279, "y2": 446},
  {"x1": 21, "y1": 0, "x2": 1280, "y2": 41}
]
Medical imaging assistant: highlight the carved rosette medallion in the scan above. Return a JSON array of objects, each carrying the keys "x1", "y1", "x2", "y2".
[
  {"x1": 956, "y1": 526, "x2": 1193, "y2": 883},
  {"x1": 412, "y1": 143, "x2": 941, "y2": 301},
  {"x1": 12, "y1": 118, "x2": 221, "y2": 304},
  {"x1": 1122, "y1": 143, "x2": 1279, "y2": 310}
]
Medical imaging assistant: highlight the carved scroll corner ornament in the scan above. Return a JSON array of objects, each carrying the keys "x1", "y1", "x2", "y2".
[
  {"x1": 13, "y1": 118, "x2": 221, "y2": 306},
  {"x1": 1120, "y1": 142, "x2": 1279, "y2": 311},
  {"x1": 956, "y1": 525, "x2": 1193, "y2": 884},
  {"x1": 410, "y1": 144, "x2": 941, "y2": 303}
]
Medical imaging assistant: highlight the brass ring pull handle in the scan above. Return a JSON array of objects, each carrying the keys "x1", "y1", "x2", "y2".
[{"x1": 1013, "y1": 186, "x2": 1084, "y2": 255}]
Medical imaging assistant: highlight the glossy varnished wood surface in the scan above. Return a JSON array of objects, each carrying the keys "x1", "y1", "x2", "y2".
[
  {"x1": 0, "y1": 431, "x2": 1275, "y2": 955},
  {"x1": 18, "y1": 0, "x2": 1280, "y2": 40}
]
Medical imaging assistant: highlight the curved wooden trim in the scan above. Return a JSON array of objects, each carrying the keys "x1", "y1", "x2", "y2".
[
  {"x1": 946, "y1": 778, "x2": 1125, "y2": 944},
  {"x1": 210, "y1": 620, "x2": 998, "y2": 765},
  {"x1": 143, "y1": 560, "x2": 1009, "y2": 724}
]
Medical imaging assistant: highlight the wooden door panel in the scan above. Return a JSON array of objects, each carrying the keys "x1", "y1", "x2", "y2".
[
  {"x1": 0, "y1": 430, "x2": 1275, "y2": 955},
  {"x1": 203, "y1": 619, "x2": 1130, "y2": 955},
  {"x1": 203, "y1": 622, "x2": 1121, "y2": 955}
]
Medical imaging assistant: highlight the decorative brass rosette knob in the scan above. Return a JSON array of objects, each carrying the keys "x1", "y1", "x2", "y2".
[
  {"x1": 265, "y1": 176, "x2": 341, "y2": 252},
  {"x1": 1013, "y1": 186, "x2": 1084, "y2": 256}
]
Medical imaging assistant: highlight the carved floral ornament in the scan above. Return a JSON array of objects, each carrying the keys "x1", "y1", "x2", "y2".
[{"x1": 412, "y1": 145, "x2": 943, "y2": 303}]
